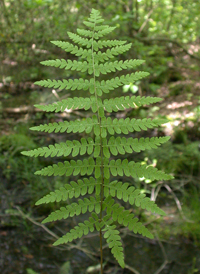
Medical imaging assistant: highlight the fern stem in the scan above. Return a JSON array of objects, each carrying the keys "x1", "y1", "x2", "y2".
[
  {"x1": 99, "y1": 229, "x2": 103, "y2": 274},
  {"x1": 91, "y1": 20, "x2": 104, "y2": 274}
]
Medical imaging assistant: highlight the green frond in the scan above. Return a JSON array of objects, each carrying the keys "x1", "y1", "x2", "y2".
[
  {"x1": 103, "y1": 197, "x2": 153, "y2": 239},
  {"x1": 35, "y1": 73, "x2": 149, "y2": 96},
  {"x1": 127, "y1": 136, "x2": 170, "y2": 152},
  {"x1": 34, "y1": 78, "x2": 90, "y2": 91},
  {"x1": 83, "y1": 19, "x2": 106, "y2": 29},
  {"x1": 100, "y1": 117, "x2": 168, "y2": 137},
  {"x1": 103, "y1": 95, "x2": 162, "y2": 112},
  {"x1": 34, "y1": 95, "x2": 162, "y2": 114},
  {"x1": 83, "y1": 20, "x2": 96, "y2": 28},
  {"x1": 77, "y1": 26, "x2": 116, "y2": 39},
  {"x1": 50, "y1": 41, "x2": 131, "y2": 63},
  {"x1": 68, "y1": 33, "x2": 126, "y2": 51},
  {"x1": 33, "y1": 149, "x2": 172, "y2": 181},
  {"x1": 34, "y1": 157, "x2": 95, "y2": 177},
  {"x1": 25, "y1": 8, "x2": 173, "y2": 268},
  {"x1": 98, "y1": 72, "x2": 150, "y2": 94},
  {"x1": 93, "y1": 44, "x2": 132, "y2": 62},
  {"x1": 40, "y1": 59, "x2": 144, "y2": 76},
  {"x1": 108, "y1": 159, "x2": 173, "y2": 180},
  {"x1": 51, "y1": 41, "x2": 92, "y2": 61},
  {"x1": 30, "y1": 115, "x2": 98, "y2": 134},
  {"x1": 81, "y1": 9, "x2": 105, "y2": 31},
  {"x1": 93, "y1": 59, "x2": 145, "y2": 76},
  {"x1": 76, "y1": 29, "x2": 94, "y2": 38},
  {"x1": 104, "y1": 180, "x2": 166, "y2": 215},
  {"x1": 92, "y1": 40, "x2": 127, "y2": 50},
  {"x1": 35, "y1": 177, "x2": 98, "y2": 205},
  {"x1": 103, "y1": 224, "x2": 125, "y2": 268},
  {"x1": 40, "y1": 59, "x2": 90, "y2": 73},
  {"x1": 21, "y1": 137, "x2": 96, "y2": 158},
  {"x1": 34, "y1": 157, "x2": 104, "y2": 178},
  {"x1": 67, "y1": 32, "x2": 91, "y2": 47},
  {"x1": 43, "y1": 196, "x2": 101, "y2": 223},
  {"x1": 101, "y1": 136, "x2": 170, "y2": 156},
  {"x1": 53, "y1": 214, "x2": 99, "y2": 246},
  {"x1": 88, "y1": 8, "x2": 103, "y2": 22},
  {"x1": 34, "y1": 96, "x2": 100, "y2": 113}
]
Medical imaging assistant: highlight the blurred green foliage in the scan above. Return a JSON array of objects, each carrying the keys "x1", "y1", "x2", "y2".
[
  {"x1": 0, "y1": 133, "x2": 56, "y2": 204},
  {"x1": 145, "y1": 141, "x2": 200, "y2": 176},
  {"x1": 182, "y1": 187, "x2": 200, "y2": 243}
]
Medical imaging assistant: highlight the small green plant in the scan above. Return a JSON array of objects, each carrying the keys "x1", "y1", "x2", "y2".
[{"x1": 22, "y1": 9, "x2": 173, "y2": 272}]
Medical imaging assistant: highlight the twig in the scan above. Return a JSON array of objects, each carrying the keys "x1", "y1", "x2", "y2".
[
  {"x1": 163, "y1": 184, "x2": 194, "y2": 223},
  {"x1": 14, "y1": 206, "x2": 97, "y2": 261},
  {"x1": 151, "y1": 182, "x2": 163, "y2": 201},
  {"x1": 138, "y1": 5, "x2": 158, "y2": 33},
  {"x1": 15, "y1": 206, "x2": 59, "y2": 239},
  {"x1": 153, "y1": 232, "x2": 168, "y2": 274},
  {"x1": 125, "y1": 264, "x2": 141, "y2": 274},
  {"x1": 153, "y1": 260, "x2": 168, "y2": 274}
]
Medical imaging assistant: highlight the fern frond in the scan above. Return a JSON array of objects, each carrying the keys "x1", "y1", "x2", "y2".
[
  {"x1": 36, "y1": 177, "x2": 98, "y2": 205},
  {"x1": 34, "y1": 96, "x2": 99, "y2": 113},
  {"x1": 103, "y1": 197, "x2": 153, "y2": 238},
  {"x1": 43, "y1": 196, "x2": 101, "y2": 223},
  {"x1": 34, "y1": 95, "x2": 162, "y2": 114},
  {"x1": 93, "y1": 59, "x2": 145, "y2": 76},
  {"x1": 53, "y1": 213, "x2": 99, "y2": 246},
  {"x1": 93, "y1": 44, "x2": 132, "y2": 62},
  {"x1": 102, "y1": 136, "x2": 170, "y2": 156},
  {"x1": 35, "y1": 72, "x2": 149, "y2": 95},
  {"x1": 40, "y1": 59, "x2": 90, "y2": 73},
  {"x1": 68, "y1": 32, "x2": 126, "y2": 50},
  {"x1": 34, "y1": 157, "x2": 105, "y2": 178},
  {"x1": 24, "y1": 8, "x2": 173, "y2": 269},
  {"x1": 34, "y1": 78, "x2": 90, "y2": 91},
  {"x1": 92, "y1": 40, "x2": 127, "y2": 50},
  {"x1": 35, "y1": 157, "x2": 172, "y2": 181},
  {"x1": 98, "y1": 72, "x2": 150, "y2": 94},
  {"x1": 108, "y1": 159, "x2": 173, "y2": 180},
  {"x1": 51, "y1": 40, "x2": 131, "y2": 62},
  {"x1": 77, "y1": 26, "x2": 116, "y2": 39},
  {"x1": 34, "y1": 157, "x2": 98, "y2": 177},
  {"x1": 87, "y1": 8, "x2": 103, "y2": 23},
  {"x1": 40, "y1": 59, "x2": 144, "y2": 76},
  {"x1": 103, "y1": 96, "x2": 162, "y2": 112},
  {"x1": 51, "y1": 41, "x2": 92, "y2": 60},
  {"x1": 30, "y1": 115, "x2": 98, "y2": 134},
  {"x1": 67, "y1": 32, "x2": 91, "y2": 47},
  {"x1": 100, "y1": 117, "x2": 168, "y2": 137},
  {"x1": 103, "y1": 224, "x2": 125, "y2": 268},
  {"x1": 21, "y1": 137, "x2": 96, "y2": 158},
  {"x1": 104, "y1": 180, "x2": 165, "y2": 215}
]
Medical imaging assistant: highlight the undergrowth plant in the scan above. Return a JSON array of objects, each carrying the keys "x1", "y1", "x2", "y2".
[{"x1": 22, "y1": 9, "x2": 173, "y2": 272}]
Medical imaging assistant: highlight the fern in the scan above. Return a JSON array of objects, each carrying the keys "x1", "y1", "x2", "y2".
[{"x1": 22, "y1": 9, "x2": 173, "y2": 271}]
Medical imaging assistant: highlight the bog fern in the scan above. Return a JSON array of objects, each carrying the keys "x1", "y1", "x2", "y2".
[{"x1": 22, "y1": 9, "x2": 173, "y2": 271}]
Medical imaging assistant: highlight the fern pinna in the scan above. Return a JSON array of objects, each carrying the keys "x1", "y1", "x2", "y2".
[{"x1": 22, "y1": 9, "x2": 173, "y2": 270}]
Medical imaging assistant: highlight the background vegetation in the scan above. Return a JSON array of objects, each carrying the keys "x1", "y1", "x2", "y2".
[{"x1": 0, "y1": 1, "x2": 200, "y2": 274}]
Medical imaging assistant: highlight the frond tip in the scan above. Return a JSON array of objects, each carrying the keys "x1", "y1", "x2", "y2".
[{"x1": 103, "y1": 224, "x2": 125, "y2": 268}]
